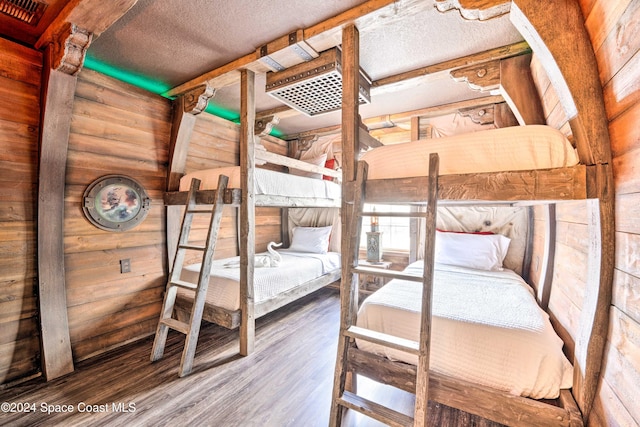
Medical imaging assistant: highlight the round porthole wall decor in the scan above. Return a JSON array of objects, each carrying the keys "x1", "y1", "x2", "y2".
[{"x1": 82, "y1": 175, "x2": 151, "y2": 232}]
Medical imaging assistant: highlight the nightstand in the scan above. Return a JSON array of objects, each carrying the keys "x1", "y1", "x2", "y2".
[{"x1": 358, "y1": 260, "x2": 393, "y2": 296}]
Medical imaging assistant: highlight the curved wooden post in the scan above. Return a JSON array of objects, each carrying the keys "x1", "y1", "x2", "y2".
[
  {"x1": 38, "y1": 24, "x2": 92, "y2": 381},
  {"x1": 510, "y1": 0, "x2": 615, "y2": 420},
  {"x1": 166, "y1": 85, "x2": 215, "y2": 268}
]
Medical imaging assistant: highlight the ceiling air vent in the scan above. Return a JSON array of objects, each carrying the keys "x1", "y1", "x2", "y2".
[
  {"x1": 0, "y1": 0, "x2": 48, "y2": 26},
  {"x1": 265, "y1": 47, "x2": 371, "y2": 117}
]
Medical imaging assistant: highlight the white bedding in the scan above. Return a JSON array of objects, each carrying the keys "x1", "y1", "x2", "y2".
[
  {"x1": 356, "y1": 261, "x2": 573, "y2": 399},
  {"x1": 179, "y1": 167, "x2": 341, "y2": 200},
  {"x1": 360, "y1": 125, "x2": 579, "y2": 179},
  {"x1": 179, "y1": 250, "x2": 341, "y2": 311}
]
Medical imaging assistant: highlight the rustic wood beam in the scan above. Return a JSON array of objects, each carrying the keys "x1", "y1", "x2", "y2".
[
  {"x1": 458, "y1": 105, "x2": 495, "y2": 125},
  {"x1": 450, "y1": 60, "x2": 500, "y2": 92},
  {"x1": 37, "y1": 45, "x2": 78, "y2": 381},
  {"x1": 256, "y1": 41, "x2": 529, "y2": 125},
  {"x1": 434, "y1": 0, "x2": 510, "y2": 21},
  {"x1": 493, "y1": 102, "x2": 519, "y2": 128},
  {"x1": 35, "y1": 0, "x2": 138, "y2": 49},
  {"x1": 510, "y1": 1, "x2": 611, "y2": 165},
  {"x1": 510, "y1": 1, "x2": 614, "y2": 420},
  {"x1": 182, "y1": 84, "x2": 215, "y2": 115},
  {"x1": 331, "y1": 23, "x2": 361, "y2": 427},
  {"x1": 361, "y1": 166, "x2": 589, "y2": 204},
  {"x1": 239, "y1": 69, "x2": 256, "y2": 357},
  {"x1": 49, "y1": 23, "x2": 92, "y2": 76},
  {"x1": 499, "y1": 53, "x2": 545, "y2": 125},
  {"x1": 165, "y1": 0, "x2": 410, "y2": 97},
  {"x1": 539, "y1": 204, "x2": 556, "y2": 311},
  {"x1": 363, "y1": 95, "x2": 504, "y2": 130},
  {"x1": 373, "y1": 41, "x2": 529, "y2": 89},
  {"x1": 359, "y1": 117, "x2": 383, "y2": 149},
  {"x1": 254, "y1": 115, "x2": 280, "y2": 136},
  {"x1": 284, "y1": 95, "x2": 504, "y2": 142}
]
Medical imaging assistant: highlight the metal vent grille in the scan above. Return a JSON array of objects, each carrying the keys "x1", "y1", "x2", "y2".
[
  {"x1": 266, "y1": 48, "x2": 371, "y2": 117},
  {"x1": 0, "y1": 0, "x2": 47, "y2": 25}
]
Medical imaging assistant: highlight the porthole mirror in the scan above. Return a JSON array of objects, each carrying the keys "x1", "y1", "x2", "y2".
[{"x1": 82, "y1": 175, "x2": 151, "y2": 232}]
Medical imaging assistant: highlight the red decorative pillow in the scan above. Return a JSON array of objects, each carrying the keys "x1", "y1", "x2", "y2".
[
  {"x1": 436, "y1": 229, "x2": 494, "y2": 235},
  {"x1": 323, "y1": 158, "x2": 337, "y2": 180}
]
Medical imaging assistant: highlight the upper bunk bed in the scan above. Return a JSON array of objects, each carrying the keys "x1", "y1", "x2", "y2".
[
  {"x1": 357, "y1": 124, "x2": 600, "y2": 205},
  {"x1": 164, "y1": 144, "x2": 341, "y2": 209}
]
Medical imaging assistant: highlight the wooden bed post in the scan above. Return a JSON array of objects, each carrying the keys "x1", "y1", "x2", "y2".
[
  {"x1": 510, "y1": 0, "x2": 615, "y2": 420},
  {"x1": 239, "y1": 69, "x2": 256, "y2": 356},
  {"x1": 330, "y1": 23, "x2": 360, "y2": 427},
  {"x1": 539, "y1": 204, "x2": 556, "y2": 312}
]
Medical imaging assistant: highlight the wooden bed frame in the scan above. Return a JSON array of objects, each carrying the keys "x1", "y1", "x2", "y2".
[
  {"x1": 331, "y1": 1, "x2": 614, "y2": 424},
  {"x1": 164, "y1": 82, "x2": 342, "y2": 354}
]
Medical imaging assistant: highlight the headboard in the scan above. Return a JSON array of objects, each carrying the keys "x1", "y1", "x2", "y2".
[
  {"x1": 287, "y1": 207, "x2": 341, "y2": 253},
  {"x1": 434, "y1": 205, "x2": 530, "y2": 275}
]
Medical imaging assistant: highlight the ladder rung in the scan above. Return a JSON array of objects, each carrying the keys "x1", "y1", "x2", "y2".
[
  {"x1": 352, "y1": 266, "x2": 422, "y2": 282},
  {"x1": 178, "y1": 244, "x2": 206, "y2": 251},
  {"x1": 337, "y1": 391, "x2": 414, "y2": 427},
  {"x1": 169, "y1": 280, "x2": 198, "y2": 291},
  {"x1": 186, "y1": 209, "x2": 212, "y2": 214},
  {"x1": 361, "y1": 211, "x2": 429, "y2": 219},
  {"x1": 345, "y1": 326, "x2": 419, "y2": 355},
  {"x1": 161, "y1": 318, "x2": 190, "y2": 334}
]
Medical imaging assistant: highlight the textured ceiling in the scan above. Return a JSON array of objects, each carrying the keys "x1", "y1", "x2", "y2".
[{"x1": 87, "y1": 0, "x2": 525, "y2": 135}]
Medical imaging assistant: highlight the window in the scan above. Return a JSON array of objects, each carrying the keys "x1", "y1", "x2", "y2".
[{"x1": 360, "y1": 204, "x2": 411, "y2": 251}]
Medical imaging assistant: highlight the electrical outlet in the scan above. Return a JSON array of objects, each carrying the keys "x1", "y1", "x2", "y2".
[{"x1": 120, "y1": 259, "x2": 131, "y2": 274}]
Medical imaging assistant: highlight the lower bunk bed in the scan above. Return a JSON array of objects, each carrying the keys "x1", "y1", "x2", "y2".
[
  {"x1": 166, "y1": 158, "x2": 341, "y2": 341},
  {"x1": 174, "y1": 247, "x2": 341, "y2": 329},
  {"x1": 350, "y1": 259, "x2": 581, "y2": 426}
]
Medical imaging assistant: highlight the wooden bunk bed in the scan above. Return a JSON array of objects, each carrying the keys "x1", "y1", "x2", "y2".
[
  {"x1": 331, "y1": 125, "x2": 594, "y2": 426},
  {"x1": 330, "y1": 12, "x2": 613, "y2": 424},
  {"x1": 163, "y1": 71, "x2": 342, "y2": 356},
  {"x1": 166, "y1": 162, "x2": 341, "y2": 331}
]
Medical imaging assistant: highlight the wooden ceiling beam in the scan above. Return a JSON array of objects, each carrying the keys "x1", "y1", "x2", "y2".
[
  {"x1": 164, "y1": 0, "x2": 431, "y2": 98},
  {"x1": 373, "y1": 41, "x2": 530, "y2": 89},
  {"x1": 35, "y1": 0, "x2": 138, "y2": 49},
  {"x1": 435, "y1": 0, "x2": 511, "y2": 21},
  {"x1": 284, "y1": 95, "x2": 503, "y2": 141},
  {"x1": 259, "y1": 42, "x2": 528, "y2": 123},
  {"x1": 363, "y1": 94, "x2": 504, "y2": 129}
]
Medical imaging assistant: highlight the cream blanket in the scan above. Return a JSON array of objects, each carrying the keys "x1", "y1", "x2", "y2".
[{"x1": 356, "y1": 262, "x2": 574, "y2": 399}]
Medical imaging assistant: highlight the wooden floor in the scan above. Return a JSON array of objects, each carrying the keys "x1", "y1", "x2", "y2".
[{"x1": 0, "y1": 288, "x2": 505, "y2": 426}]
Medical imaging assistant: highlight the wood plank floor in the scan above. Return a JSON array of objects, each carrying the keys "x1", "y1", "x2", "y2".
[{"x1": 0, "y1": 288, "x2": 505, "y2": 426}]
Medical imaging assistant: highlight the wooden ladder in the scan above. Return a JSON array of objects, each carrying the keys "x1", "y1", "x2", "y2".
[
  {"x1": 330, "y1": 153, "x2": 439, "y2": 427},
  {"x1": 150, "y1": 175, "x2": 228, "y2": 377}
]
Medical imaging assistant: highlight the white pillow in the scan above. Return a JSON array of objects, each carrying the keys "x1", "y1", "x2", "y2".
[
  {"x1": 288, "y1": 226, "x2": 332, "y2": 254},
  {"x1": 434, "y1": 230, "x2": 511, "y2": 271},
  {"x1": 290, "y1": 154, "x2": 327, "y2": 179}
]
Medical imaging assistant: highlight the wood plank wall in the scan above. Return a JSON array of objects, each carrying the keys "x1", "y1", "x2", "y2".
[
  {"x1": 528, "y1": 1, "x2": 640, "y2": 425},
  {"x1": 583, "y1": 0, "x2": 640, "y2": 425},
  {"x1": 182, "y1": 113, "x2": 284, "y2": 263},
  {"x1": 63, "y1": 69, "x2": 171, "y2": 362},
  {"x1": 0, "y1": 39, "x2": 42, "y2": 385}
]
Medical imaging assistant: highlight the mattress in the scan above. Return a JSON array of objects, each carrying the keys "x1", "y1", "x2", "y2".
[
  {"x1": 359, "y1": 125, "x2": 579, "y2": 179},
  {"x1": 179, "y1": 167, "x2": 341, "y2": 200},
  {"x1": 356, "y1": 261, "x2": 574, "y2": 399},
  {"x1": 179, "y1": 250, "x2": 341, "y2": 311}
]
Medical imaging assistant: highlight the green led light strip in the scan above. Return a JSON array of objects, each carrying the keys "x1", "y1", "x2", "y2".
[{"x1": 83, "y1": 54, "x2": 281, "y2": 136}]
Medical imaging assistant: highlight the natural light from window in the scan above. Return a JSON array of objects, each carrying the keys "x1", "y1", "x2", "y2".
[{"x1": 360, "y1": 204, "x2": 411, "y2": 251}]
